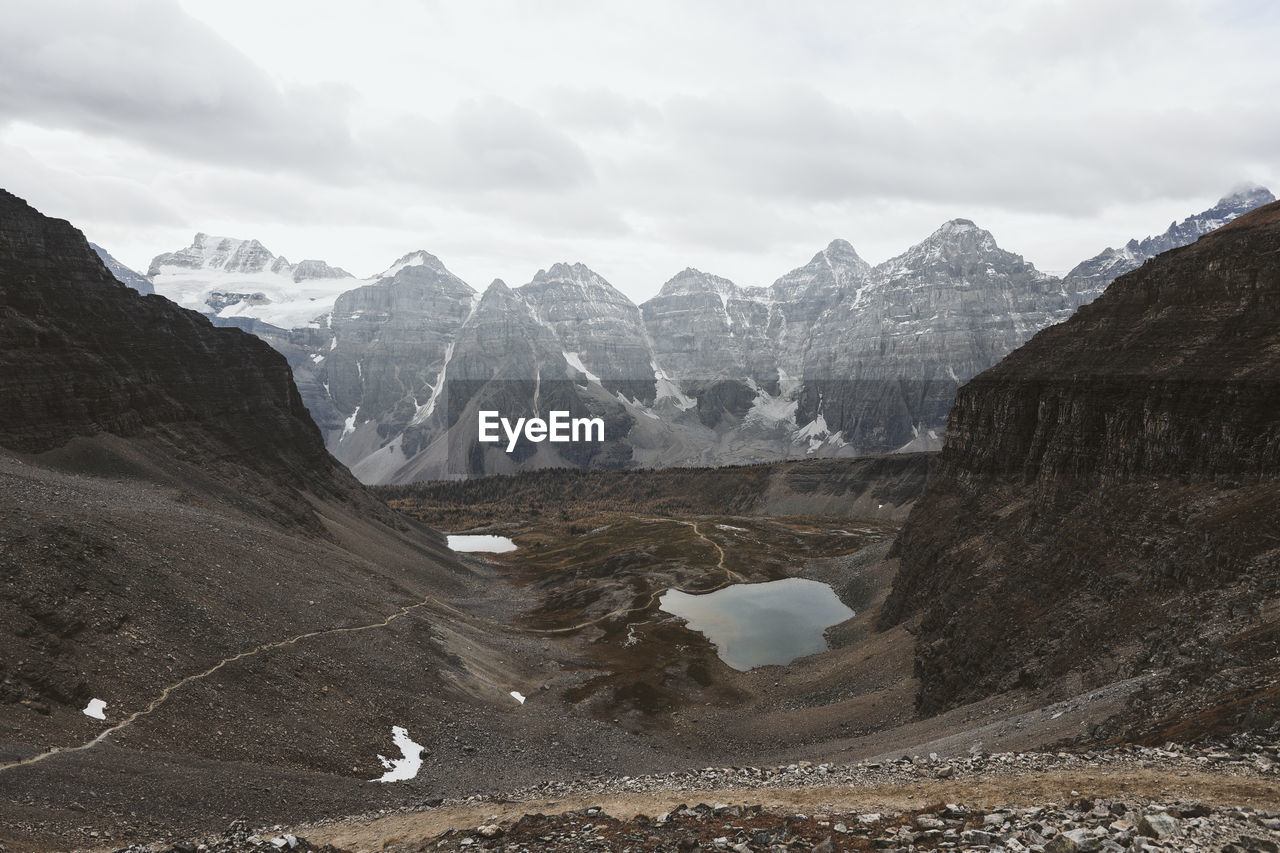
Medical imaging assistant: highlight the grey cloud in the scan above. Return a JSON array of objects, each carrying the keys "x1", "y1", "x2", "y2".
[
  {"x1": 370, "y1": 97, "x2": 594, "y2": 192},
  {"x1": 544, "y1": 88, "x2": 661, "y2": 132},
  {"x1": 655, "y1": 86, "x2": 1280, "y2": 216},
  {"x1": 0, "y1": 0, "x2": 356, "y2": 174},
  {"x1": 0, "y1": 141, "x2": 181, "y2": 227}
]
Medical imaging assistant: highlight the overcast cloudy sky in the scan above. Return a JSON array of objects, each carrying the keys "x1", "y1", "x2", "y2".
[{"x1": 2, "y1": 0, "x2": 1277, "y2": 300}]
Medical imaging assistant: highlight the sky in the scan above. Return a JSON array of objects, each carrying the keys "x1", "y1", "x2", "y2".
[{"x1": 2, "y1": 0, "x2": 1278, "y2": 301}]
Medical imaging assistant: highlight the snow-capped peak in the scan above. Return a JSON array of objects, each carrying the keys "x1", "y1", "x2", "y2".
[
  {"x1": 819, "y1": 238, "x2": 869, "y2": 271},
  {"x1": 907, "y1": 219, "x2": 1000, "y2": 256},
  {"x1": 376, "y1": 250, "x2": 448, "y2": 280},
  {"x1": 657, "y1": 268, "x2": 740, "y2": 300},
  {"x1": 1218, "y1": 183, "x2": 1275, "y2": 208},
  {"x1": 532, "y1": 261, "x2": 607, "y2": 286},
  {"x1": 149, "y1": 233, "x2": 276, "y2": 277}
]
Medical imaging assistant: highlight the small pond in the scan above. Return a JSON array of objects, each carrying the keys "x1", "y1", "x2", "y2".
[
  {"x1": 659, "y1": 577, "x2": 853, "y2": 670},
  {"x1": 446, "y1": 534, "x2": 517, "y2": 553}
]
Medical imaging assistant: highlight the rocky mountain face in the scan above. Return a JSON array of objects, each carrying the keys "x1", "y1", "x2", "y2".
[
  {"x1": 796, "y1": 220, "x2": 1073, "y2": 453},
  {"x1": 642, "y1": 268, "x2": 775, "y2": 386},
  {"x1": 1062, "y1": 185, "x2": 1276, "y2": 309},
  {"x1": 319, "y1": 250, "x2": 478, "y2": 473},
  {"x1": 141, "y1": 187, "x2": 1274, "y2": 483},
  {"x1": 767, "y1": 238, "x2": 872, "y2": 377},
  {"x1": 880, "y1": 200, "x2": 1280, "y2": 737},
  {"x1": 89, "y1": 242, "x2": 152, "y2": 294},
  {"x1": 0, "y1": 191, "x2": 556, "y2": 828},
  {"x1": 0, "y1": 190, "x2": 369, "y2": 530}
]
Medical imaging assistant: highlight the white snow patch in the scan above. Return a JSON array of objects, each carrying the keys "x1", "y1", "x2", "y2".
[
  {"x1": 716, "y1": 524, "x2": 747, "y2": 531},
  {"x1": 83, "y1": 698, "x2": 106, "y2": 720},
  {"x1": 341, "y1": 405, "x2": 361, "y2": 439},
  {"x1": 412, "y1": 343, "x2": 455, "y2": 425},
  {"x1": 793, "y1": 414, "x2": 830, "y2": 441},
  {"x1": 510, "y1": 691, "x2": 526, "y2": 704},
  {"x1": 562, "y1": 351, "x2": 600, "y2": 382},
  {"x1": 377, "y1": 252, "x2": 428, "y2": 279},
  {"x1": 372, "y1": 726, "x2": 424, "y2": 782}
]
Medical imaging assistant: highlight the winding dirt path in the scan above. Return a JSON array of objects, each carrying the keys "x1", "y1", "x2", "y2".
[
  {"x1": 522, "y1": 516, "x2": 745, "y2": 635},
  {"x1": 0, "y1": 595, "x2": 455, "y2": 774}
]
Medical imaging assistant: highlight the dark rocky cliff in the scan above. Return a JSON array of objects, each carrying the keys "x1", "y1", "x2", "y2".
[
  {"x1": 881, "y1": 200, "x2": 1280, "y2": 733},
  {"x1": 0, "y1": 190, "x2": 368, "y2": 530}
]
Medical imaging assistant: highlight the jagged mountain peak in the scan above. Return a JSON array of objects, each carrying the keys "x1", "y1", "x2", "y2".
[
  {"x1": 882, "y1": 218, "x2": 1015, "y2": 272},
  {"x1": 531, "y1": 261, "x2": 607, "y2": 285},
  {"x1": 291, "y1": 259, "x2": 353, "y2": 283},
  {"x1": 483, "y1": 277, "x2": 512, "y2": 296},
  {"x1": 657, "y1": 267, "x2": 740, "y2": 298},
  {"x1": 522, "y1": 262, "x2": 635, "y2": 308},
  {"x1": 817, "y1": 237, "x2": 867, "y2": 268},
  {"x1": 1218, "y1": 183, "x2": 1274, "y2": 208},
  {"x1": 800, "y1": 238, "x2": 870, "y2": 278},
  {"x1": 149, "y1": 233, "x2": 277, "y2": 276},
  {"x1": 922, "y1": 218, "x2": 994, "y2": 245},
  {"x1": 1063, "y1": 185, "x2": 1277, "y2": 308},
  {"x1": 89, "y1": 242, "x2": 153, "y2": 295},
  {"x1": 377, "y1": 249, "x2": 451, "y2": 280},
  {"x1": 772, "y1": 239, "x2": 871, "y2": 302}
]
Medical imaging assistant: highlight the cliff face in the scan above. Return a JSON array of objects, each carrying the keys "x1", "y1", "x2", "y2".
[
  {"x1": 641, "y1": 268, "x2": 776, "y2": 385},
  {"x1": 798, "y1": 220, "x2": 1071, "y2": 452},
  {"x1": 0, "y1": 190, "x2": 367, "y2": 530},
  {"x1": 882, "y1": 201, "x2": 1280, "y2": 728}
]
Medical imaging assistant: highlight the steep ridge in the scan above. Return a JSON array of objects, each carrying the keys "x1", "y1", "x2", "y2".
[
  {"x1": 881, "y1": 200, "x2": 1280, "y2": 733},
  {"x1": 89, "y1": 243, "x2": 152, "y2": 294},
  {"x1": 1062, "y1": 185, "x2": 1276, "y2": 308},
  {"x1": 0, "y1": 190, "x2": 365, "y2": 531},
  {"x1": 0, "y1": 191, "x2": 551, "y2": 836}
]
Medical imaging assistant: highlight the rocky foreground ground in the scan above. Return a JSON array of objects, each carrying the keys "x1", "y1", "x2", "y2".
[{"x1": 92, "y1": 734, "x2": 1280, "y2": 853}]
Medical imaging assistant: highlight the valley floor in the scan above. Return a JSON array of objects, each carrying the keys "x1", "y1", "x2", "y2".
[{"x1": 2, "y1": 459, "x2": 1272, "y2": 852}]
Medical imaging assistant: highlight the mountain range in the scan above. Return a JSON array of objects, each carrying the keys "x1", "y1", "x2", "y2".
[
  {"x1": 5, "y1": 184, "x2": 1280, "y2": 847},
  {"x1": 115, "y1": 185, "x2": 1273, "y2": 483}
]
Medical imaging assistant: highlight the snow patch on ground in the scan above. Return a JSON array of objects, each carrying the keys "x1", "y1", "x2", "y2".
[
  {"x1": 510, "y1": 691, "x2": 526, "y2": 704},
  {"x1": 83, "y1": 698, "x2": 106, "y2": 720},
  {"x1": 373, "y1": 726, "x2": 425, "y2": 782}
]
